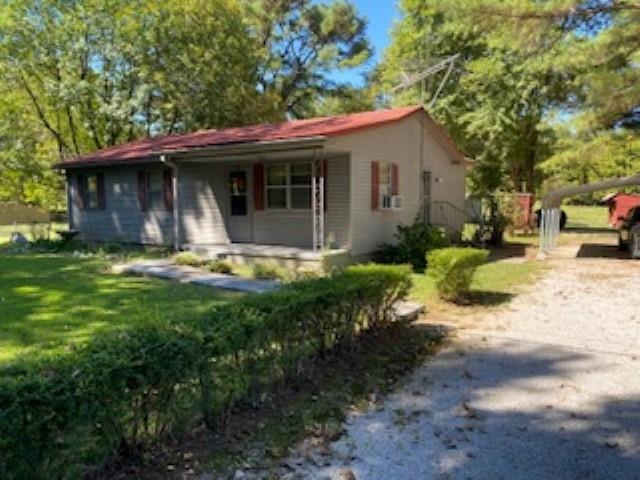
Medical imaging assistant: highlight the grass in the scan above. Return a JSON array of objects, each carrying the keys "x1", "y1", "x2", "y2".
[
  {"x1": 0, "y1": 254, "x2": 240, "y2": 363},
  {"x1": 411, "y1": 256, "x2": 545, "y2": 309},
  {"x1": 563, "y1": 205, "x2": 611, "y2": 230},
  {"x1": 0, "y1": 222, "x2": 66, "y2": 243}
]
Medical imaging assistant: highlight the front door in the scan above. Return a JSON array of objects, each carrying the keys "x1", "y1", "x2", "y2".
[{"x1": 227, "y1": 169, "x2": 252, "y2": 242}]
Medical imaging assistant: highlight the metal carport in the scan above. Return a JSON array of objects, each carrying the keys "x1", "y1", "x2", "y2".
[{"x1": 539, "y1": 173, "x2": 640, "y2": 255}]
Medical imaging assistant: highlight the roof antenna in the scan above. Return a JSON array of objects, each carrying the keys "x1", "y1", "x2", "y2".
[{"x1": 390, "y1": 54, "x2": 460, "y2": 108}]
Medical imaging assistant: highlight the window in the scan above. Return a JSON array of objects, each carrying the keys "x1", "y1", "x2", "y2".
[
  {"x1": 266, "y1": 163, "x2": 312, "y2": 209},
  {"x1": 78, "y1": 173, "x2": 105, "y2": 210},
  {"x1": 86, "y1": 175, "x2": 99, "y2": 209},
  {"x1": 290, "y1": 163, "x2": 312, "y2": 209},
  {"x1": 266, "y1": 164, "x2": 288, "y2": 209},
  {"x1": 379, "y1": 162, "x2": 393, "y2": 209},
  {"x1": 137, "y1": 169, "x2": 172, "y2": 211},
  {"x1": 146, "y1": 171, "x2": 163, "y2": 209}
]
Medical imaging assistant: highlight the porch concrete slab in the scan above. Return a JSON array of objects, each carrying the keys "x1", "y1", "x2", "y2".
[{"x1": 112, "y1": 259, "x2": 279, "y2": 293}]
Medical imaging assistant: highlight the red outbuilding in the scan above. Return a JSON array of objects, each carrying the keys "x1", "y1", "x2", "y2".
[{"x1": 601, "y1": 193, "x2": 640, "y2": 226}]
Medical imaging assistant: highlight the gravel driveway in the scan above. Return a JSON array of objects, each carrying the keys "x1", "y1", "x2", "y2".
[{"x1": 281, "y1": 243, "x2": 640, "y2": 479}]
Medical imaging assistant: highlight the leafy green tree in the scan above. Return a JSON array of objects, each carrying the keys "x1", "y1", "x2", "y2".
[
  {"x1": 247, "y1": 0, "x2": 372, "y2": 117},
  {"x1": 377, "y1": 0, "x2": 562, "y2": 197},
  {"x1": 0, "y1": 0, "x2": 270, "y2": 159},
  {"x1": 541, "y1": 129, "x2": 640, "y2": 203},
  {"x1": 0, "y1": 90, "x2": 64, "y2": 210}
]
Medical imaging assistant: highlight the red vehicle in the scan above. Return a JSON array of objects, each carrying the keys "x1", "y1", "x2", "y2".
[
  {"x1": 601, "y1": 193, "x2": 640, "y2": 227},
  {"x1": 617, "y1": 205, "x2": 640, "y2": 254}
]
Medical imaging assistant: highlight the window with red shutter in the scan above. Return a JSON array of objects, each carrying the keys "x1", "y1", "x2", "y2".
[
  {"x1": 253, "y1": 163, "x2": 264, "y2": 210},
  {"x1": 163, "y1": 169, "x2": 174, "y2": 211},
  {"x1": 371, "y1": 161, "x2": 380, "y2": 210},
  {"x1": 391, "y1": 163, "x2": 399, "y2": 196},
  {"x1": 137, "y1": 171, "x2": 148, "y2": 211},
  {"x1": 97, "y1": 173, "x2": 106, "y2": 209}
]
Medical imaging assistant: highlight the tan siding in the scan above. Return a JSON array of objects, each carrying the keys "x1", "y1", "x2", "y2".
[
  {"x1": 327, "y1": 112, "x2": 465, "y2": 256},
  {"x1": 324, "y1": 155, "x2": 350, "y2": 248}
]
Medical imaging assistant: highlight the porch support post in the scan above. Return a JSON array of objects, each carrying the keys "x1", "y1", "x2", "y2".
[{"x1": 311, "y1": 148, "x2": 325, "y2": 251}]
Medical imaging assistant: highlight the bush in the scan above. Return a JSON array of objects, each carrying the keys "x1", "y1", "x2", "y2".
[
  {"x1": 376, "y1": 220, "x2": 448, "y2": 272},
  {"x1": 427, "y1": 247, "x2": 489, "y2": 301},
  {"x1": 207, "y1": 259, "x2": 233, "y2": 274},
  {"x1": 173, "y1": 251, "x2": 204, "y2": 267},
  {"x1": 252, "y1": 261, "x2": 287, "y2": 280},
  {"x1": 0, "y1": 264, "x2": 412, "y2": 478}
]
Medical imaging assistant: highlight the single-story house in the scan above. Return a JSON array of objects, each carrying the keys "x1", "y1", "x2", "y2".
[{"x1": 56, "y1": 105, "x2": 466, "y2": 267}]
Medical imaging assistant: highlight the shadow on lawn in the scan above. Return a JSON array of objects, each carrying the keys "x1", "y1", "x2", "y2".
[
  {"x1": 456, "y1": 290, "x2": 514, "y2": 307},
  {"x1": 0, "y1": 255, "x2": 232, "y2": 362}
]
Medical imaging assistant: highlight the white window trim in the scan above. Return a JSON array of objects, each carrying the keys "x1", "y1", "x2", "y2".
[
  {"x1": 265, "y1": 162, "x2": 312, "y2": 211},
  {"x1": 379, "y1": 162, "x2": 393, "y2": 209}
]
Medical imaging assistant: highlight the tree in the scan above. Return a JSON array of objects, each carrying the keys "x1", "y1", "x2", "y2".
[
  {"x1": 247, "y1": 0, "x2": 372, "y2": 117},
  {"x1": 0, "y1": 90, "x2": 64, "y2": 210},
  {"x1": 0, "y1": 0, "x2": 271, "y2": 160},
  {"x1": 433, "y1": 0, "x2": 640, "y2": 131},
  {"x1": 540, "y1": 129, "x2": 640, "y2": 203},
  {"x1": 377, "y1": 0, "x2": 563, "y2": 197}
]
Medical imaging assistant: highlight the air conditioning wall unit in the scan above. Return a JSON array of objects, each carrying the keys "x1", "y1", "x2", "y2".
[
  {"x1": 380, "y1": 194, "x2": 403, "y2": 210},
  {"x1": 391, "y1": 195, "x2": 403, "y2": 210}
]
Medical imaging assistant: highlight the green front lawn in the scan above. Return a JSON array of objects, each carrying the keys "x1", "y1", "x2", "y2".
[
  {"x1": 411, "y1": 258, "x2": 545, "y2": 306},
  {"x1": 563, "y1": 205, "x2": 611, "y2": 230},
  {"x1": 0, "y1": 254, "x2": 239, "y2": 363}
]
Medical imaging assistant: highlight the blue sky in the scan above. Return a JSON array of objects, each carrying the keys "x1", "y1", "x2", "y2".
[{"x1": 330, "y1": 1, "x2": 399, "y2": 86}]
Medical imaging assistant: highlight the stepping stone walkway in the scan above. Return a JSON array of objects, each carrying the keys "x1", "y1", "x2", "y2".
[
  {"x1": 113, "y1": 260, "x2": 425, "y2": 320},
  {"x1": 112, "y1": 259, "x2": 279, "y2": 294}
]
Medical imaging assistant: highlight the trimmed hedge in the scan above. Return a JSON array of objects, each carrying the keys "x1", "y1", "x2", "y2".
[
  {"x1": 427, "y1": 247, "x2": 489, "y2": 301},
  {"x1": 0, "y1": 264, "x2": 411, "y2": 478}
]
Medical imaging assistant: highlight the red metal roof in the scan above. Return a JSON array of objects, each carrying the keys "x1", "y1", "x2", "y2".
[{"x1": 58, "y1": 105, "x2": 460, "y2": 167}]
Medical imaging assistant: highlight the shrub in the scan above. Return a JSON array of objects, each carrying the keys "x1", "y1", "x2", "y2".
[
  {"x1": 0, "y1": 264, "x2": 412, "y2": 478},
  {"x1": 173, "y1": 251, "x2": 204, "y2": 267},
  {"x1": 427, "y1": 247, "x2": 489, "y2": 301},
  {"x1": 251, "y1": 261, "x2": 287, "y2": 280},
  {"x1": 376, "y1": 220, "x2": 448, "y2": 272},
  {"x1": 207, "y1": 259, "x2": 233, "y2": 274}
]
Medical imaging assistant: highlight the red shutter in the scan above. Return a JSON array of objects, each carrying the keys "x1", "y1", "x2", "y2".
[
  {"x1": 77, "y1": 173, "x2": 86, "y2": 210},
  {"x1": 391, "y1": 163, "x2": 399, "y2": 196},
  {"x1": 137, "y1": 170, "x2": 148, "y2": 211},
  {"x1": 97, "y1": 173, "x2": 106, "y2": 209},
  {"x1": 163, "y1": 168, "x2": 174, "y2": 211},
  {"x1": 253, "y1": 163, "x2": 264, "y2": 210},
  {"x1": 323, "y1": 159, "x2": 328, "y2": 212},
  {"x1": 371, "y1": 161, "x2": 380, "y2": 210}
]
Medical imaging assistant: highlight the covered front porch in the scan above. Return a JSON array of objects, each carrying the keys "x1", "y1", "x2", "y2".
[{"x1": 167, "y1": 138, "x2": 351, "y2": 267}]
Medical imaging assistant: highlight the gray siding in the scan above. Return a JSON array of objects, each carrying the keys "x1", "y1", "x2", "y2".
[
  {"x1": 68, "y1": 156, "x2": 351, "y2": 249},
  {"x1": 178, "y1": 163, "x2": 230, "y2": 244},
  {"x1": 68, "y1": 165, "x2": 173, "y2": 244}
]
